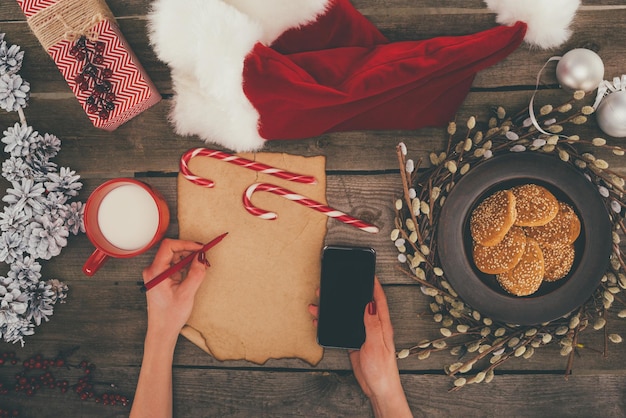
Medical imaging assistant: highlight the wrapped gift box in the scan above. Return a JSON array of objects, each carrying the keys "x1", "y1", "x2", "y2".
[{"x1": 17, "y1": 0, "x2": 161, "y2": 131}]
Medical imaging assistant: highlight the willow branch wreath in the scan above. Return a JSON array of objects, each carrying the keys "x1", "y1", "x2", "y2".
[{"x1": 393, "y1": 90, "x2": 626, "y2": 389}]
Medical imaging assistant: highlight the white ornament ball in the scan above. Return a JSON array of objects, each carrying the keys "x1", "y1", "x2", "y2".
[
  {"x1": 556, "y1": 48, "x2": 604, "y2": 92},
  {"x1": 597, "y1": 90, "x2": 626, "y2": 138}
]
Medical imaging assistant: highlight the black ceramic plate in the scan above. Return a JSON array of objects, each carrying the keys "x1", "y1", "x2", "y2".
[{"x1": 437, "y1": 152, "x2": 612, "y2": 325}]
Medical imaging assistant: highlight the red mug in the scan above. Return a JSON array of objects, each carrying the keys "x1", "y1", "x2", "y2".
[{"x1": 83, "y1": 178, "x2": 170, "y2": 276}]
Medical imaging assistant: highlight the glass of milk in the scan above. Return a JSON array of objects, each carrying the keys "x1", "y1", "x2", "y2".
[{"x1": 83, "y1": 179, "x2": 170, "y2": 276}]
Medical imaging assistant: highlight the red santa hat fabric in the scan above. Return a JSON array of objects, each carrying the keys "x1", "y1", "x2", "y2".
[{"x1": 148, "y1": 0, "x2": 580, "y2": 152}]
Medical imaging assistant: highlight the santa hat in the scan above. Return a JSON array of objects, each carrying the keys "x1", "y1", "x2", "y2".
[{"x1": 148, "y1": 0, "x2": 580, "y2": 152}]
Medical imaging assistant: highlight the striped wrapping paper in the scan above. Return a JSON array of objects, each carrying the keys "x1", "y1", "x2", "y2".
[{"x1": 16, "y1": 0, "x2": 161, "y2": 131}]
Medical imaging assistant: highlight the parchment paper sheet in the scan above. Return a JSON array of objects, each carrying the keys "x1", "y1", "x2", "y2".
[{"x1": 178, "y1": 152, "x2": 326, "y2": 365}]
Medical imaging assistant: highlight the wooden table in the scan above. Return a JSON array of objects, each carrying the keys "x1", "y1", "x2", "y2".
[{"x1": 2, "y1": 1, "x2": 626, "y2": 416}]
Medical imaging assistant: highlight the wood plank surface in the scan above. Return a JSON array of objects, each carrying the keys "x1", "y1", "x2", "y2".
[
  {"x1": 2, "y1": 0, "x2": 626, "y2": 416},
  {"x1": 2, "y1": 368, "x2": 626, "y2": 417},
  {"x1": 6, "y1": 278, "x2": 626, "y2": 373}
]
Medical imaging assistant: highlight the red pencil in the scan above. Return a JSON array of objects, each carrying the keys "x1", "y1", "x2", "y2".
[{"x1": 140, "y1": 232, "x2": 228, "y2": 292}]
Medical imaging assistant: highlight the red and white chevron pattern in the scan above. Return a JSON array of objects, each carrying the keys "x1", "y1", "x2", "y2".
[
  {"x1": 49, "y1": 20, "x2": 160, "y2": 130},
  {"x1": 16, "y1": 0, "x2": 58, "y2": 18},
  {"x1": 18, "y1": 0, "x2": 162, "y2": 131}
]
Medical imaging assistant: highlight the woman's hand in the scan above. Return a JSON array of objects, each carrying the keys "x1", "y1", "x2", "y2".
[
  {"x1": 141, "y1": 239, "x2": 209, "y2": 341},
  {"x1": 347, "y1": 278, "x2": 411, "y2": 417},
  {"x1": 308, "y1": 277, "x2": 412, "y2": 417},
  {"x1": 131, "y1": 239, "x2": 209, "y2": 418}
]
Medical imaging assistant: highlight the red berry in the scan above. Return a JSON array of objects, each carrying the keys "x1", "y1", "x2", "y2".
[
  {"x1": 94, "y1": 42, "x2": 105, "y2": 52},
  {"x1": 102, "y1": 68, "x2": 113, "y2": 79},
  {"x1": 93, "y1": 55, "x2": 104, "y2": 65},
  {"x1": 79, "y1": 82, "x2": 89, "y2": 91},
  {"x1": 99, "y1": 109, "x2": 110, "y2": 120}
]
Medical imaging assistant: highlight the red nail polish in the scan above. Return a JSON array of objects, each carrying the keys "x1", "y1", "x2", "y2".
[
  {"x1": 367, "y1": 300, "x2": 377, "y2": 315},
  {"x1": 197, "y1": 252, "x2": 206, "y2": 263}
]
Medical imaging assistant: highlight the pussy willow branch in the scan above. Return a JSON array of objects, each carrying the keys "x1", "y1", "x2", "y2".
[{"x1": 396, "y1": 145, "x2": 424, "y2": 244}]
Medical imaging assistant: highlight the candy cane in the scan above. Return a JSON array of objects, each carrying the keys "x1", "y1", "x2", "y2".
[
  {"x1": 243, "y1": 183, "x2": 379, "y2": 234},
  {"x1": 180, "y1": 148, "x2": 317, "y2": 187}
]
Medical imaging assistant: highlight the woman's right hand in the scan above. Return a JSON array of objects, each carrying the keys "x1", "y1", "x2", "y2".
[
  {"x1": 308, "y1": 277, "x2": 412, "y2": 417},
  {"x1": 347, "y1": 278, "x2": 412, "y2": 417}
]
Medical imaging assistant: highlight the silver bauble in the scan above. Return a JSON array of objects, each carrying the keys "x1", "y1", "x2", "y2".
[
  {"x1": 596, "y1": 90, "x2": 626, "y2": 138},
  {"x1": 556, "y1": 48, "x2": 604, "y2": 92}
]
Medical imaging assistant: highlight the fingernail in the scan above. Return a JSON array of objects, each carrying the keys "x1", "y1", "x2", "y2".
[
  {"x1": 197, "y1": 252, "x2": 206, "y2": 263},
  {"x1": 204, "y1": 258, "x2": 211, "y2": 267},
  {"x1": 367, "y1": 300, "x2": 377, "y2": 315},
  {"x1": 195, "y1": 241, "x2": 203, "y2": 245}
]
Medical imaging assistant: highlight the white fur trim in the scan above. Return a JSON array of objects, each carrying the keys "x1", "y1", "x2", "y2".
[
  {"x1": 485, "y1": 0, "x2": 581, "y2": 49},
  {"x1": 148, "y1": 0, "x2": 330, "y2": 152},
  {"x1": 225, "y1": 0, "x2": 330, "y2": 45}
]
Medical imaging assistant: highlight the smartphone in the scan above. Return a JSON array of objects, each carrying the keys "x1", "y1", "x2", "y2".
[{"x1": 317, "y1": 246, "x2": 376, "y2": 349}]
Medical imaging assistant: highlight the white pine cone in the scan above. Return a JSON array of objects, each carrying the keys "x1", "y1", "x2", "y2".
[{"x1": 0, "y1": 73, "x2": 30, "y2": 112}]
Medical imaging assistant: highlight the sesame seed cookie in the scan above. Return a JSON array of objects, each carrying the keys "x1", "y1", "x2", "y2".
[
  {"x1": 542, "y1": 244, "x2": 575, "y2": 281},
  {"x1": 473, "y1": 226, "x2": 527, "y2": 274},
  {"x1": 496, "y1": 238, "x2": 545, "y2": 296},
  {"x1": 525, "y1": 202, "x2": 581, "y2": 249},
  {"x1": 470, "y1": 189, "x2": 517, "y2": 247},
  {"x1": 511, "y1": 184, "x2": 559, "y2": 227}
]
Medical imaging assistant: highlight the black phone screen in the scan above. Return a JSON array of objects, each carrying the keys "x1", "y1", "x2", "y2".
[{"x1": 317, "y1": 246, "x2": 376, "y2": 349}]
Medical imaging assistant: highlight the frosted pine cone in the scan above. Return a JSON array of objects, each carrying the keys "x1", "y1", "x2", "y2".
[
  {"x1": 45, "y1": 167, "x2": 82, "y2": 197},
  {"x1": 2, "y1": 178, "x2": 46, "y2": 218},
  {"x1": 2, "y1": 123, "x2": 39, "y2": 158},
  {"x1": 25, "y1": 281, "x2": 55, "y2": 326},
  {"x1": 0, "y1": 73, "x2": 30, "y2": 112},
  {"x1": 7, "y1": 256, "x2": 42, "y2": 286},
  {"x1": 0, "y1": 36, "x2": 25, "y2": 76},
  {"x1": 26, "y1": 214, "x2": 69, "y2": 260}
]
